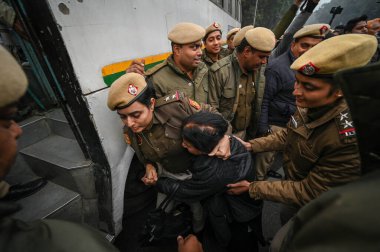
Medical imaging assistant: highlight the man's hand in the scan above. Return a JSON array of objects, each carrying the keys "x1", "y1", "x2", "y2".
[
  {"x1": 177, "y1": 235, "x2": 203, "y2": 252},
  {"x1": 141, "y1": 163, "x2": 157, "y2": 186},
  {"x1": 234, "y1": 136, "x2": 252, "y2": 151},
  {"x1": 209, "y1": 135, "x2": 231, "y2": 160},
  {"x1": 126, "y1": 59, "x2": 145, "y2": 75},
  {"x1": 227, "y1": 180, "x2": 251, "y2": 195}
]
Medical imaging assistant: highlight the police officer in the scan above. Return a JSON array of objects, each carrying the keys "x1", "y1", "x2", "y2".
[
  {"x1": 201, "y1": 22, "x2": 229, "y2": 67},
  {"x1": 107, "y1": 73, "x2": 231, "y2": 232},
  {"x1": 273, "y1": 61, "x2": 380, "y2": 252},
  {"x1": 231, "y1": 25, "x2": 254, "y2": 48},
  {"x1": 107, "y1": 73, "x2": 231, "y2": 185},
  {"x1": 0, "y1": 45, "x2": 119, "y2": 252},
  {"x1": 226, "y1": 27, "x2": 240, "y2": 54},
  {"x1": 208, "y1": 27, "x2": 276, "y2": 139},
  {"x1": 127, "y1": 22, "x2": 210, "y2": 103},
  {"x1": 256, "y1": 23, "x2": 330, "y2": 181},
  {"x1": 227, "y1": 34, "x2": 378, "y2": 222}
]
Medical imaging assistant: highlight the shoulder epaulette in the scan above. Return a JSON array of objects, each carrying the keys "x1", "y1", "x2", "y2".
[
  {"x1": 145, "y1": 60, "x2": 168, "y2": 76},
  {"x1": 335, "y1": 108, "x2": 357, "y2": 144},
  {"x1": 155, "y1": 91, "x2": 186, "y2": 107},
  {"x1": 210, "y1": 55, "x2": 231, "y2": 72}
]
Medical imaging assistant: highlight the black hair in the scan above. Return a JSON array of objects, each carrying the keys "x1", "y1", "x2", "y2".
[
  {"x1": 344, "y1": 15, "x2": 368, "y2": 33},
  {"x1": 171, "y1": 42, "x2": 182, "y2": 53},
  {"x1": 181, "y1": 112, "x2": 228, "y2": 154},
  {"x1": 133, "y1": 79, "x2": 156, "y2": 108},
  {"x1": 294, "y1": 35, "x2": 324, "y2": 43},
  {"x1": 236, "y1": 38, "x2": 252, "y2": 53},
  {"x1": 203, "y1": 30, "x2": 222, "y2": 42},
  {"x1": 323, "y1": 77, "x2": 341, "y2": 96}
]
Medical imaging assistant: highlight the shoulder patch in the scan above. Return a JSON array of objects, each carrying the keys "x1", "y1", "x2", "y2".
[
  {"x1": 155, "y1": 91, "x2": 185, "y2": 107},
  {"x1": 335, "y1": 110, "x2": 357, "y2": 144},
  {"x1": 123, "y1": 126, "x2": 132, "y2": 145},
  {"x1": 145, "y1": 60, "x2": 168, "y2": 76},
  {"x1": 188, "y1": 98, "x2": 201, "y2": 110},
  {"x1": 124, "y1": 133, "x2": 131, "y2": 145}
]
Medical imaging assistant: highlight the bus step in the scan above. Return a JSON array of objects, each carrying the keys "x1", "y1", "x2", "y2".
[{"x1": 10, "y1": 181, "x2": 82, "y2": 222}]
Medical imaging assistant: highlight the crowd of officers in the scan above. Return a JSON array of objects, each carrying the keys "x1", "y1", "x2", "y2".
[
  {"x1": 1, "y1": 0, "x2": 380, "y2": 251},
  {"x1": 114, "y1": 0, "x2": 379, "y2": 251}
]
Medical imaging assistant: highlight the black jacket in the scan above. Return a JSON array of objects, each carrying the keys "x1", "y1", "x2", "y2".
[
  {"x1": 156, "y1": 138, "x2": 262, "y2": 245},
  {"x1": 156, "y1": 137, "x2": 254, "y2": 203},
  {"x1": 258, "y1": 49, "x2": 296, "y2": 134}
]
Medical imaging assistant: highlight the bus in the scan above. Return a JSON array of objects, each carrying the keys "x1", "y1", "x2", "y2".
[{"x1": 3, "y1": 0, "x2": 241, "y2": 237}]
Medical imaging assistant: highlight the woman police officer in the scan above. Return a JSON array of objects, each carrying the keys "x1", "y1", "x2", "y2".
[
  {"x1": 227, "y1": 34, "x2": 378, "y2": 222},
  {"x1": 107, "y1": 73, "x2": 231, "y2": 232}
]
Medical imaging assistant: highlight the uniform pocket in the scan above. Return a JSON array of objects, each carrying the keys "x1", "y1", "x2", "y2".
[
  {"x1": 164, "y1": 124, "x2": 182, "y2": 140},
  {"x1": 298, "y1": 140, "x2": 318, "y2": 163}
]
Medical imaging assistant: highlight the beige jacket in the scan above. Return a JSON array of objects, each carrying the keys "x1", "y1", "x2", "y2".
[{"x1": 248, "y1": 99, "x2": 361, "y2": 206}]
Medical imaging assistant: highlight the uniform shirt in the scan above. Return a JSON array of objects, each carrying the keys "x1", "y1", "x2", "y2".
[
  {"x1": 145, "y1": 55, "x2": 209, "y2": 104},
  {"x1": 208, "y1": 52, "x2": 262, "y2": 134},
  {"x1": 248, "y1": 98, "x2": 361, "y2": 206},
  {"x1": 124, "y1": 92, "x2": 216, "y2": 174},
  {"x1": 201, "y1": 48, "x2": 229, "y2": 68},
  {"x1": 231, "y1": 72, "x2": 255, "y2": 131}
]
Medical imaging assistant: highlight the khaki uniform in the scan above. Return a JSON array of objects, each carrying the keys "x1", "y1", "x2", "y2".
[
  {"x1": 124, "y1": 92, "x2": 215, "y2": 174},
  {"x1": 201, "y1": 48, "x2": 229, "y2": 68},
  {"x1": 220, "y1": 47, "x2": 231, "y2": 57},
  {"x1": 208, "y1": 52, "x2": 266, "y2": 136},
  {"x1": 248, "y1": 98, "x2": 361, "y2": 206},
  {"x1": 146, "y1": 55, "x2": 209, "y2": 104}
]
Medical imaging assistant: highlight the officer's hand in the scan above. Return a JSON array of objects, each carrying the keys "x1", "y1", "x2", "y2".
[
  {"x1": 177, "y1": 235, "x2": 203, "y2": 252},
  {"x1": 226, "y1": 180, "x2": 251, "y2": 195},
  {"x1": 234, "y1": 136, "x2": 252, "y2": 151},
  {"x1": 209, "y1": 135, "x2": 231, "y2": 160},
  {"x1": 126, "y1": 59, "x2": 145, "y2": 75},
  {"x1": 141, "y1": 163, "x2": 157, "y2": 186}
]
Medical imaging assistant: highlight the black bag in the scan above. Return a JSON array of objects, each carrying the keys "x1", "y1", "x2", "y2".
[{"x1": 139, "y1": 184, "x2": 193, "y2": 246}]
